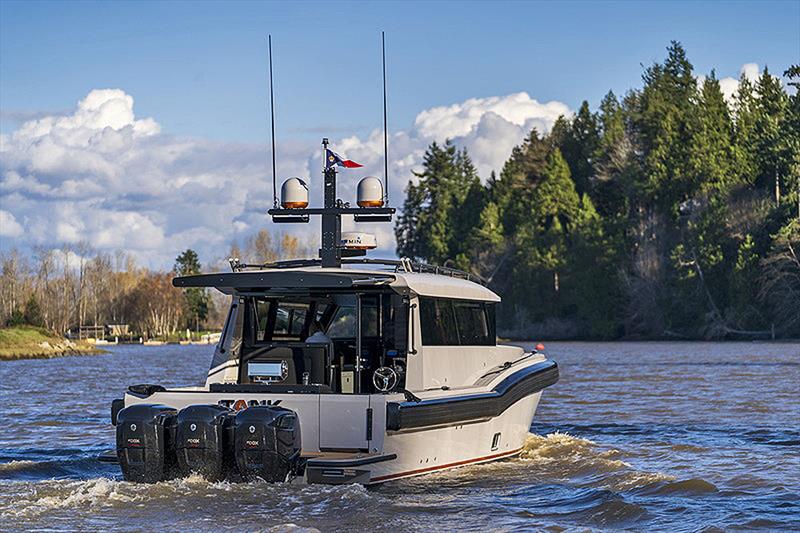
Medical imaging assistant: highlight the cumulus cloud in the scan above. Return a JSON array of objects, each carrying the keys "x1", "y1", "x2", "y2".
[
  {"x1": 701, "y1": 63, "x2": 762, "y2": 104},
  {"x1": 0, "y1": 87, "x2": 570, "y2": 267},
  {"x1": 0, "y1": 210, "x2": 24, "y2": 238}
]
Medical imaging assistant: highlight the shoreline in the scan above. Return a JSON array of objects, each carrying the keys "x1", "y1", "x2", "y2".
[
  {"x1": 0, "y1": 326, "x2": 105, "y2": 361},
  {"x1": 0, "y1": 341, "x2": 105, "y2": 361}
]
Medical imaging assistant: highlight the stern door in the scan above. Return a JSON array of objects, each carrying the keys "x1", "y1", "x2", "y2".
[{"x1": 319, "y1": 396, "x2": 370, "y2": 450}]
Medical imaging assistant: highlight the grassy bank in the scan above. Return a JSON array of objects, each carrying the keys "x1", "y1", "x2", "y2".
[{"x1": 0, "y1": 326, "x2": 103, "y2": 361}]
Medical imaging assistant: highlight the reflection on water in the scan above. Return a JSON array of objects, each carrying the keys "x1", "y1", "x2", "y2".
[{"x1": 0, "y1": 342, "x2": 798, "y2": 531}]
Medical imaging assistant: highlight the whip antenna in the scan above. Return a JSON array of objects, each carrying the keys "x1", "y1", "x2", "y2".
[
  {"x1": 269, "y1": 34, "x2": 278, "y2": 208},
  {"x1": 382, "y1": 31, "x2": 389, "y2": 203}
]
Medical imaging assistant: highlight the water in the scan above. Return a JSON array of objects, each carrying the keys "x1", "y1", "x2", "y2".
[{"x1": 0, "y1": 342, "x2": 798, "y2": 532}]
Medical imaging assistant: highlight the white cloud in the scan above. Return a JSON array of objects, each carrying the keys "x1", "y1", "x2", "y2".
[
  {"x1": 415, "y1": 92, "x2": 570, "y2": 140},
  {"x1": 705, "y1": 62, "x2": 762, "y2": 104},
  {"x1": 0, "y1": 87, "x2": 571, "y2": 267},
  {"x1": 0, "y1": 209, "x2": 24, "y2": 238}
]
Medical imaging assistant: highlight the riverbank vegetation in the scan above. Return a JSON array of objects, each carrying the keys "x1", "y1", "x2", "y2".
[
  {"x1": 0, "y1": 326, "x2": 101, "y2": 360},
  {"x1": 0, "y1": 230, "x2": 310, "y2": 341},
  {"x1": 396, "y1": 43, "x2": 799, "y2": 340}
]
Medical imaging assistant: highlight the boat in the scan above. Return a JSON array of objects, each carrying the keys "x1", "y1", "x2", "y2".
[
  {"x1": 102, "y1": 145, "x2": 559, "y2": 484},
  {"x1": 101, "y1": 37, "x2": 558, "y2": 484}
]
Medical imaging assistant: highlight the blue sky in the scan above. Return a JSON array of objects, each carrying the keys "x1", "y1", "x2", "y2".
[
  {"x1": 2, "y1": 1, "x2": 797, "y2": 141},
  {"x1": 0, "y1": 1, "x2": 798, "y2": 267}
]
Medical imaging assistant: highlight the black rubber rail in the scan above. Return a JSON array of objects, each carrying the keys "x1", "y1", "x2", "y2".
[{"x1": 386, "y1": 360, "x2": 559, "y2": 432}]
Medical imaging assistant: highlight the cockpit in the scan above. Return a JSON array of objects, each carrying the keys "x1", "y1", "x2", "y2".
[{"x1": 224, "y1": 290, "x2": 409, "y2": 394}]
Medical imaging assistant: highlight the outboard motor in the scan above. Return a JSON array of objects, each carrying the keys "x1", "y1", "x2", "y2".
[
  {"x1": 233, "y1": 406, "x2": 301, "y2": 482},
  {"x1": 175, "y1": 404, "x2": 234, "y2": 481},
  {"x1": 116, "y1": 404, "x2": 178, "y2": 483}
]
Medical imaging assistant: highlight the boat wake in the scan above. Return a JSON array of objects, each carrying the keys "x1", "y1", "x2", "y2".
[
  {"x1": 519, "y1": 432, "x2": 678, "y2": 491},
  {"x1": 0, "y1": 470, "x2": 384, "y2": 531}
]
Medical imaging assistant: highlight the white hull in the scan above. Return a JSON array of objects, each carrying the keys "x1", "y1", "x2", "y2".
[
  {"x1": 370, "y1": 393, "x2": 540, "y2": 483},
  {"x1": 123, "y1": 357, "x2": 552, "y2": 485}
]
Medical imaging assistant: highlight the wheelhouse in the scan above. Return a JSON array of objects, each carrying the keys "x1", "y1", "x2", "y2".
[{"x1": 174, "y1": 261, "x2": 504, "y2": 396}]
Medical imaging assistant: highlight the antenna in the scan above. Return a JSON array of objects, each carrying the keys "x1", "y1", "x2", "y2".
[
  {"x1": 269, "y1": 34, "x2": 278, "y2": 208},
  {"x1": 382, "y1": 31, "x2": 389, "y2": 204}
]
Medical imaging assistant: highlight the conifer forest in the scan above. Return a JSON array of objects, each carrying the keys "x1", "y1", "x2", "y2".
[{"x1": 395, "y1": 43, "x2": 800, "y2": 340}]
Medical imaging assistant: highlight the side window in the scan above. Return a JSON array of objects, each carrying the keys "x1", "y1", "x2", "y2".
[
  {"x1": 420, "y1": 297, "x2": 496, "y2": 346},
  {"x1": 420, "y1": 297, "x2": 458, "y2": 345},
  {"x1": 453, "y1": 300, "x2": 493, "y2": 345}
]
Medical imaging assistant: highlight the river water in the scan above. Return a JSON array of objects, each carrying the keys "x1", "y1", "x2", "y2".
[{"x1": 0, "y1": 342, "x2": 797, "y2": 532}]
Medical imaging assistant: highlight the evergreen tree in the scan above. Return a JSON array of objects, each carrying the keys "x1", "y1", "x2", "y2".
[
  {"x1": 493, "y1": 129, "x2": 552, "y2": 236},
  {"x1": 753, "y1": 67, "x2": 790, "y2": 203},
  {"x1": 557, "y1": 101, "x2": 600, "y2": 196},
  {"x1": 22, "y1": 296, "x2": 44, "y2": 327},
  {"x1": 509, "y1": 150, "x2": 582, "y2": 321},
  {"x1": 690, "y1": 72, "x2": 737, "y2": 195},
  {"x1": 174, "y1": 249, "x2": 209, "y2": 330},
  {"x1": 732, "y1": 73, "x2": 759, "y2": 185},
  {"x1": 394, "y1": 141, "x2": 482, "y2": 265},
  {"x1": 636, "y1": 41, "x2": 698, "y2": 213},
  {"x1": 782, "y1": 65, "x2": 800, "y2": 215}
]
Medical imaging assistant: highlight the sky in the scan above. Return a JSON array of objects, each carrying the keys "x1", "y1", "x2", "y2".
[{"x1": 1, "y1": 0, "x2": 798, "y2": 268}]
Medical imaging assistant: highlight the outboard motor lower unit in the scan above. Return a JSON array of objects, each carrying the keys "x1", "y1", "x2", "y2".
[
  {"x1": 175, "y1": 404, "x2": 234, "y2": 481},
  {"x1": 233, "y1": 406, "x2": 301, "y2": 482},
  {"x1": 116, "y1": 404, "x2": 178, "y2": 483}
]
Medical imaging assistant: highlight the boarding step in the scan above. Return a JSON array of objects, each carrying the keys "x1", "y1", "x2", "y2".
[{"x1": 304, "y1": 452, "x2": 397, "y2": 484}]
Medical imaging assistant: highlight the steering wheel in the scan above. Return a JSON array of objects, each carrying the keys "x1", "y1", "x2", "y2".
[{"x1": 372, "y1": 366, "x2": 398, "y2": 392}]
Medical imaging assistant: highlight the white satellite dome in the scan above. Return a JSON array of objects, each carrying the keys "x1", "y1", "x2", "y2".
[
  {"x1": 357, "y1": 176, "x2": 384, "y2": 207},
  {"x1": 340, "y1": 232, "x2": 377, "y2": 250},
  {"x1": 281, "y1": 177, "x2": 309, "y2": 208}
]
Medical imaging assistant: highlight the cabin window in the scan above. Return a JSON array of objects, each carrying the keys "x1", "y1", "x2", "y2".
[
  {"x1": 420, "y1": 297, "x2": 458, "y2": 345},
  {"x1": 274, "y1": 303, "x2": 308, "y2": 337},
  {"x1": 254, "y1": 299, "x2": 270, "y2": 340},
  {"x1": 326, "y1": 295, "x2": 379, "y2": 339},
  {"x1": 420, "y1": 297, "x2": 495, "y2": 346},
  {"x1": 453, "y1": 300, "x2": 491, "y2": 345}
]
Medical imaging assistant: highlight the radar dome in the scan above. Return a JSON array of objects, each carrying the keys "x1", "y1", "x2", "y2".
[
  {"x1": 340, "y1": 232, "x2": 377, "y2": 250},
  {"x1": 281, "y1": 177, "x2": 309, "y2": 208},
  {"x1": 357, "y1": 176, "x2": 384, "y2": 207}
]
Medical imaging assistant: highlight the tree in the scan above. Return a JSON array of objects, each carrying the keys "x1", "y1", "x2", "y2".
[
  {"x1": 759, "y1": 220, "x2": 800, "y2": 336},
  {"x1": 690, "y1": 72, "x2": 737, "y2": 195},
  {"x1": 636, "y1": 41, "x2": 698, "y2": 213},
  {"x1": 22, "y1": 296, "x2": 44, "y2": 327},
  {"x1": 394, "y1": 141, "x2": 482, "y2": 265},
  {"x1": 782, "y1": 65, "x2": 800, "y2": 217},
  {"x1": 509, "y1": 150, "x2": 582, "y2": 321},
  {"x1": 753, "y1": 67, "x2": 790, "y2": 204},
  {"x1": 556, "y1": 101, "x2": 600, "y2": 196},
  {"x1": 493, "y1": 129, "x2": 552, "y2": 236},
  {"x1": 174, "y1": 249, "x2": 208, "y2": 331}
]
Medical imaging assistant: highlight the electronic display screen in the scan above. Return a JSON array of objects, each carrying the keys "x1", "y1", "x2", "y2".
[{"x1": 248, "y1": 362, "x2": 285, "y2": 377}]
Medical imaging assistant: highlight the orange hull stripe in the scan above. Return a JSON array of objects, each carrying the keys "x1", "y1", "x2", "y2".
[{"x1": 370, "y1": 446, "x2": 523, "y2": 483}]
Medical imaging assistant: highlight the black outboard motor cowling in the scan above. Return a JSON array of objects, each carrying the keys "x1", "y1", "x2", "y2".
[
  {"x1": 233, "y1": 406, "x2": 301, "y2": 482},
  {"x1": 116, "y1": 404, "x2": 178, "y2": 483},
  {"x1": 175, "y1": 404, "x2": 234, "y2": 481}
]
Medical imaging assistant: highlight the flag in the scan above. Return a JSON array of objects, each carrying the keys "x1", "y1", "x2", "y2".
[{"x1": 325, "y1": 149, "x2": 363, "y2": 169}]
